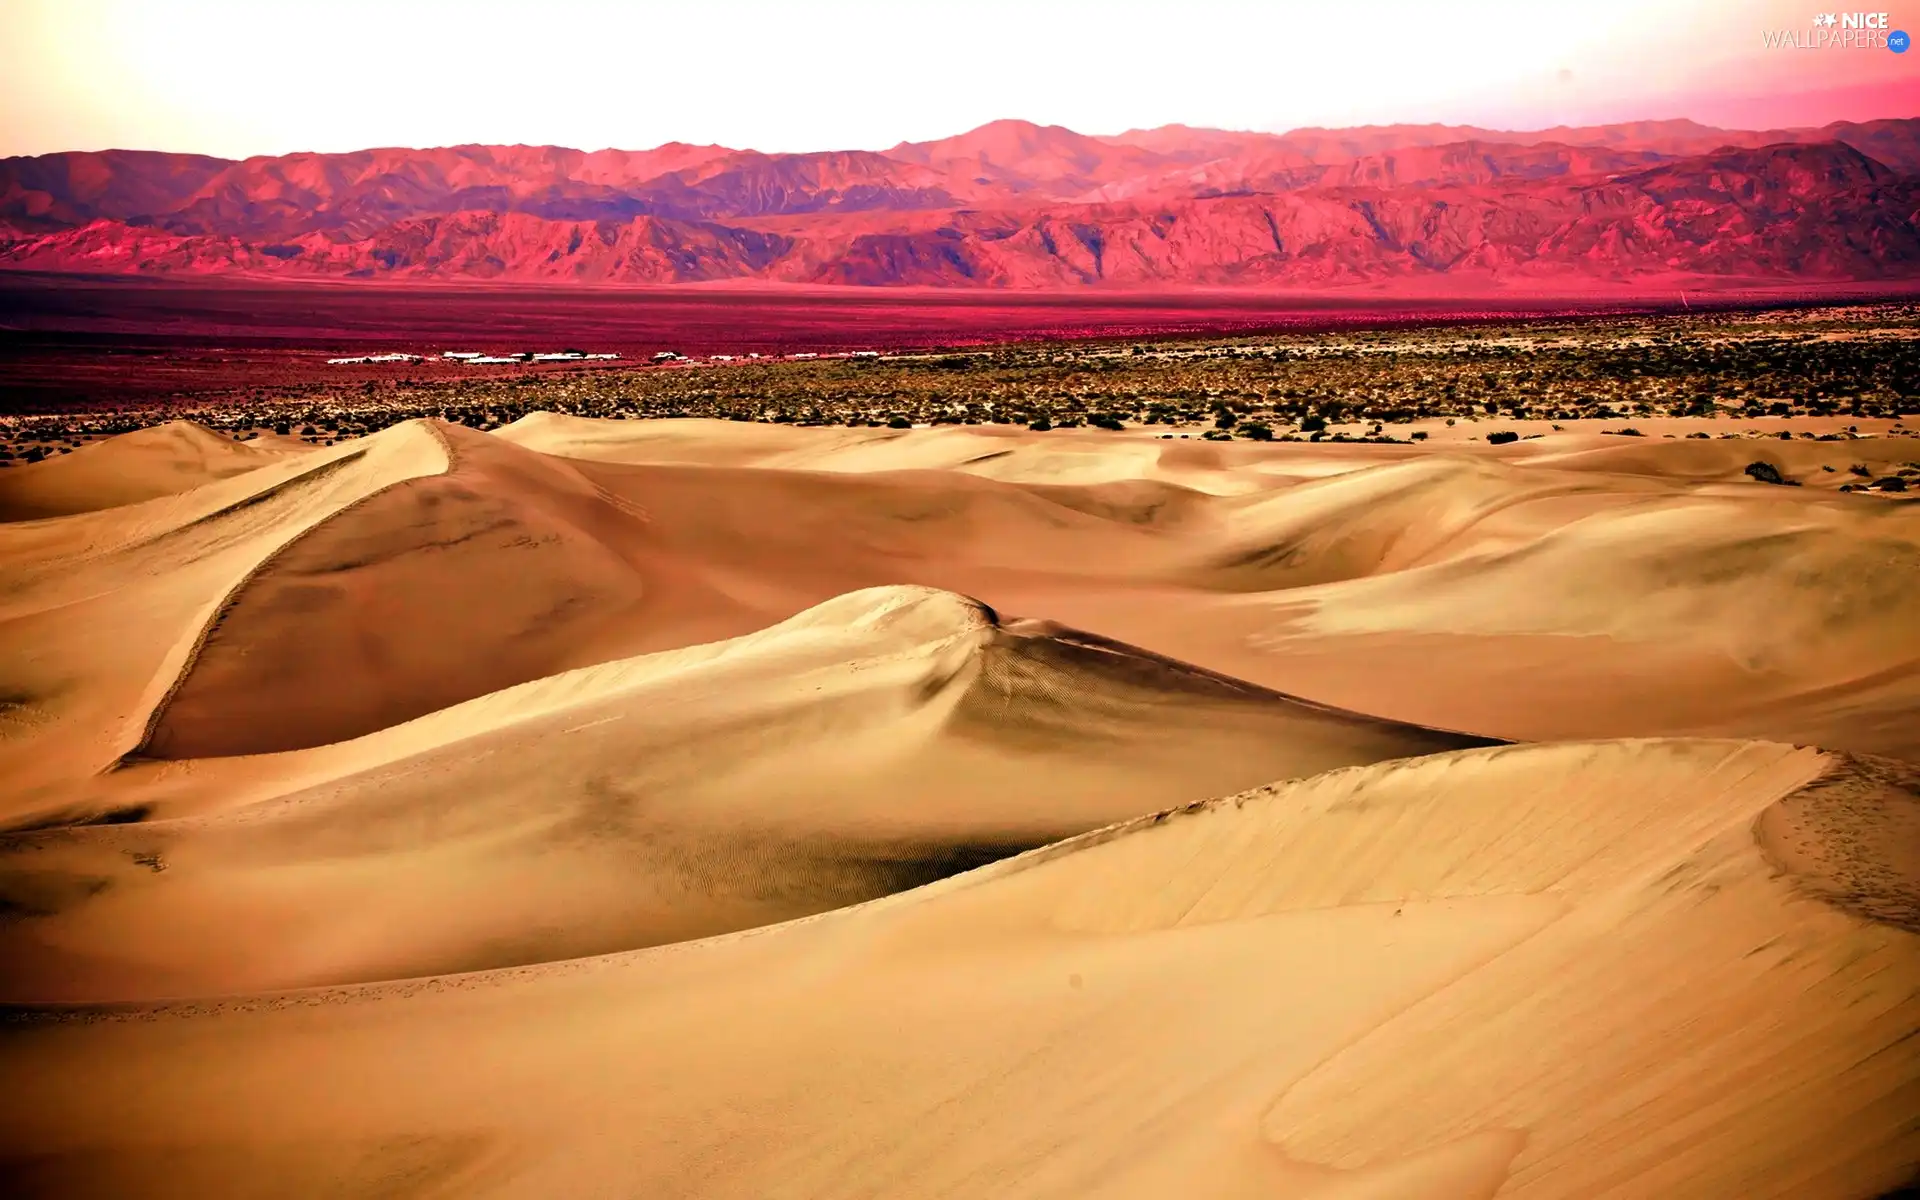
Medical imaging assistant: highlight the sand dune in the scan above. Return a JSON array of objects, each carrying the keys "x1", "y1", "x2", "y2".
[
  {"x1": 0, "y1": 421, "x2": 299, "y2": 521},
  {"x1": 1515, "y1": 429, "x2": 1920, "y2": 485},
  {"x1": 1, "y1": 415, "x2": 1915, "y2": 1197},
  {"x1": 0, "y1": 584, "x2": 1479, "y2": 1001},
  {"x1": 1185, "y1": 477, "x2": 1920, "y2": 758},
  {"x1": 5, "y1": 415, "x2": 1914, "y2": 797},
  {"x1": 499, "y1": 411, "x2": 1294, "y2": 492},
  {"x1": 1184, "y1": 455, "x2": 1649, "y2": 590},
  {"x1": 1, "y1": 739, "x2": 1911, "y2": 1198},
  {"x1": 508, "y1": 420, "x2": 1920, "y2": 751},
  {"x1": 139, "y1": 422, "x2": 764, "y2": 757},
  {"x1": 5, "y1": 414, "x2": 1914, "y2": 791},
  {"x1": 0, "y1": 425, "x2": 449, "y2": 814}
]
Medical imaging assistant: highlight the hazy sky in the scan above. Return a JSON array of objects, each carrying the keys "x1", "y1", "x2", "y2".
[{"x1": 3, "y1": 0, "x2": 1914, "y2": 158}]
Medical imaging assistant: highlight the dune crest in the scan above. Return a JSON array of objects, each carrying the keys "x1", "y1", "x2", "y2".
[{"x1": 0, "y1": 420, "x2": 299, "y2": 522}]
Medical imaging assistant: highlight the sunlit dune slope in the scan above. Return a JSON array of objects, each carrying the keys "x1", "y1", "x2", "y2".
[
  {"x1": 498, "y1": 410, "x2": 1282, "y2": 491},
  {"x1": 0, "y1": 421, "x2": 300, "y2": 521},
  {"x1": 1188, "y1": 459, "x2": 1920, "y2": 758},
  {"x1": 1268, "y1": 486, "x2": 1919, "y2": 673},
  {"x1": 1181, "y1": 455, "x2": 1651, "y2": 591},
  {"x1": 0, "y1": 585, "x2": 1480, "y2": 1001},
  {"x1": 1, "y1": 739, "x2": 1911, "y2": 1199},
  {"x1": 1505, "y1": 426, "x2": 1920, "y2": 484}
]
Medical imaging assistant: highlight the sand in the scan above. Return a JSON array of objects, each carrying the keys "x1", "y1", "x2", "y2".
[
  {"x1": 2, "y1": 741, "x2": 1914, "y2": 1198},
  {"x1": 0, "y1": 421, "x2": 303, "y2": 521},
  {"x1": 1, "y1": 416, "x2": 1916, "y2": 1198},
  {"x1": 0, "y1": 586, "x2": 1479, "y2": 1002}
]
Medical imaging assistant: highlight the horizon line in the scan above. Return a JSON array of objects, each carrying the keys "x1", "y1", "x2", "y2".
[{"x1": 10, "y1": 111, "x2": 1917, "y2": 164}]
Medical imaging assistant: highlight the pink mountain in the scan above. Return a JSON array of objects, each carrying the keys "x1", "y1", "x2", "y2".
[{"x1": 3, "y1": 116, "x2": 1917, "y2": 289}]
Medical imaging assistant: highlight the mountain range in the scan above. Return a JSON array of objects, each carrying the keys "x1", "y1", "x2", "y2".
[{"x1": 3, "y1": 116, "x2": 1918, "y2": 288}]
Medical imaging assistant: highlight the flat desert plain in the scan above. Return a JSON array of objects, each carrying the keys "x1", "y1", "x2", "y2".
[{"x1": 0, "y1": 414, "x2": 1916, "y2": 1198}]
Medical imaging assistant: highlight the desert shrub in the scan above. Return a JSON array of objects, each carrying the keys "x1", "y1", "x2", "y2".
[
  {"x1": 887, "y1": 415, "x2": 911, "y2": 429},
  {"x1": 1027, "y1": 417, "x2": 1053, "y2": 431},
  {"x1": 1300, "y1": 414, "x2": 1328, "y2": 433},
  {"x1": 1238, "y1": 422, "x2": 1274, "y2": 441},
  {"x1": 1089, "y1": 414, "x2": 1125, "y2": 431},
  {"x1": 1873, "y1": 476, "x2": 1909, "y2": 492},
  {"x1": 1744, "y1": 461, "x2": 1786, "y2": 485},
  {"x1": 1486, "y1": 430, "x2": 1520, "y2": 445},
  {"x1": 1410, "y1": 430, "x2": 1429, "y2": 441}
]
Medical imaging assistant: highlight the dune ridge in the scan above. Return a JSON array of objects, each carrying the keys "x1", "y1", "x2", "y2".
[
  {"x1": 0, "y1": 420, "x2": 303, "y2": 522},
  {"x1": 0, "y1": 424, "x2": 452, "y2": 811}
]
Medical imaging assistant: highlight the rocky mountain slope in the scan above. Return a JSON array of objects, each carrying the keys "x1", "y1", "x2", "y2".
[{"x1": 3, "y1": 117, "x2": 1916, "y2": 287}]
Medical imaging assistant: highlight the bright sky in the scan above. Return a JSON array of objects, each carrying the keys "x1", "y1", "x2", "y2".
[{"x1": 2, "y1": 0, "x2": 1913, "y2": 158}]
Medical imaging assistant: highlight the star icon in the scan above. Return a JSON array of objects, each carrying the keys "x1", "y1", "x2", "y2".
[{"x1": 1813, "y1": 12, "x2": 1836, "y2": 25}]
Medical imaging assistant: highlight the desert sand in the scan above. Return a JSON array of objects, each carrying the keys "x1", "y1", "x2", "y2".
[{"x1": 1, "y1": 415, "x2": 1916, "y2": 1198}]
